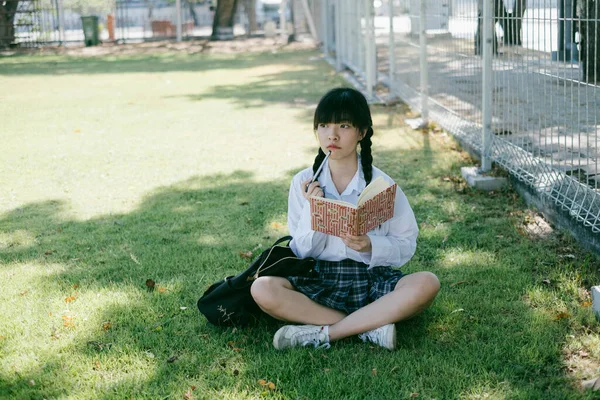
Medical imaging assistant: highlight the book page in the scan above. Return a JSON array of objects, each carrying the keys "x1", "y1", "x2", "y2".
[
  {"x1": 309, "y1": 196, "x2": 356, "y2": 209},
  {"x1": 357, "y1": 176, "x2": 391, "y2": 206}
]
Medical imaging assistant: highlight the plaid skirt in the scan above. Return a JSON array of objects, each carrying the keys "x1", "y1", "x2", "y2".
[{"x1": 286, "y1": 259, "x2": 405, "y2": 315}]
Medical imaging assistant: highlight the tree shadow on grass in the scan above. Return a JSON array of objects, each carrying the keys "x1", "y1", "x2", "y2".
[
  {"x1": 0, "y1": 145, "x2": 594, "y2": 398},
  {"x1": 0, "y1": 49, "x2": 320, "y2": 76}
]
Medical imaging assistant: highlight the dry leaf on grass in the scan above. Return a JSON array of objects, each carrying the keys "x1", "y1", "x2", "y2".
[
  {"x1": 239, "y1": 251, "x2": 253, "y2": 259},
  {"x1": 270, "y1": 222, "x2": 284, "y2": 230},
  {"x1": 553, "y1": 312, "x2": 571, "y2": 321},
  {"x1": 65, "y1": 295, "x2": 76, "y2": 303}
]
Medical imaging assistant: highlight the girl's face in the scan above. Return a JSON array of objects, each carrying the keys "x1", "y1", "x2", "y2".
[{"x1": 316, "y1": 121, "x2": 363, "y2": 161}]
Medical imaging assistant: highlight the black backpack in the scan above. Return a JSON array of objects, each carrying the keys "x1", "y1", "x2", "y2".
[{"x1": 197, "y1": 236, "x2": 316, "y2": 327}]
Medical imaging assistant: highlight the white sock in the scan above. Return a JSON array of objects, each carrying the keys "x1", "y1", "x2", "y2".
[{"x1": 321, "y1": 325, "x2": 330, "y2": 342}]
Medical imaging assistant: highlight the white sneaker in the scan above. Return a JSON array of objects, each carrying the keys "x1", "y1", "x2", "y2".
[
  {"x1": 273, "y1": 325, "x2": 330, "y2": 350},
  {"x1": 358, "y1": 323, "x2": 396, "y2": 350}
]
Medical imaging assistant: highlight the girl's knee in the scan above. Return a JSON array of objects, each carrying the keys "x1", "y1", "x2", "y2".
[
  {"x1": 420, "y1": 271, "x2": 441, "y2": 296},
  {"x1": 250, "y1": 276, "x2": 282, "y2": 309}
]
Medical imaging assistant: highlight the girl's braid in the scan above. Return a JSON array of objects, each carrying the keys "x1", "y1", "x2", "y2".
[
  {"x1": 360, "y1": 127, "x2": 374, "y2": 185},
  {"x1": 312, "y1": 148, "x2": 327, "y2": 178}
]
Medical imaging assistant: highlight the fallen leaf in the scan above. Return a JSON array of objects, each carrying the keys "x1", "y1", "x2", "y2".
[
  {"x1": 146, "y1": 279, "x2": 156, "y2": 291},
  {"x1": 65, "y1": 295, "x2": 76, "y2": 303},
  {"x1": 553, "y1": 312, "x2": 571, "y2": 321},
  {"x1": 62, "y1": 315, "x2": 75, "y2": 328},
  {"x1": 371, "y1": 368, "x2": 377, "y2": 376},
  {"x1": 74, "y1": 129, "x2": 81, "y2": 133},
  {"x1": 579, "y1": 350, "x2": 590, "y2": 358},
  {"x1": 323, "y1": 368, "x2": 330, "y2": 373},
  {"x1": 270, "y1": 222, "x2": 284, "y2": 230},
  {"x1": 19, "y1": 290, "x2": 29, "y2": 296},
  {"x1": 28, "y1": 380, "x2": 35, "y2": 386},
  {"x1": 0, "y1": 336, "x2": 5, "y2": 340},
  {"x1": 239, "y1": 251, "x2": 253, "y2": 259},
  {"x1": 44, "y1": 250, "x2": 53, "y2": 255},
  {"x1": 102, "y1": 321, "x2": 112, "y2": 331},
  {"x1": 72, "y1": 284, "x2": 79, "y2": 289},
  {"x1": 581, "y1": 301, "x2": 592, "y2": 307},
  {"x1": 232, "y1": 348, "x2": 242, "y2": 352},
  {"x1": 183, "y1": 389, "x2": 194, "y2": 400},
  {"x1": 410, "y1": 393, "x2": 419, "y2": 398},
  {"x1": 158, "y1": 287, "x2": 167, "y2": 293},
  {"x1": 93, "y1": 361, "x2": 101, "y2": 370},
  {"x1": 257, "y1": 379, "x2": 267, "y2": 386},
  {"x1": 267, "y1": 382, "x2": 276, "y2": 390}
]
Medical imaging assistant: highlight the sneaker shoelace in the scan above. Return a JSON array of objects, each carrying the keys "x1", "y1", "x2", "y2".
[
  {"x1": 361, "y1": 327, "x2": 382, "y2": 344},
  {"x1": 293, "y1": 329, "x2": 331, "y2": 349}
]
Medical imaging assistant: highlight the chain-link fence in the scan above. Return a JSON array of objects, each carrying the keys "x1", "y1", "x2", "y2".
[
  {"x1": 1, "y1": 0, "x2": 255, "y2": 47},
  {"x1": 314, "y1": 0, "x2": 599, "y2": 235}
]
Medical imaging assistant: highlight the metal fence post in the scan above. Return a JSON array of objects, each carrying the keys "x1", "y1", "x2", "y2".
[
  {"x1": 481, "y1": 0, "x2": 493, "y2": 172},
  {"x1": 419, "y1": 0, "x2": 429, "y2": 124},
  {"x1": 176, "y1": 0, "x2": 182, "y2": 42},
  {"x1": 388, "y1": 0, "x2": 395, "y2": 87},
  {"x1": 57, "y1": 0, "x2": 65, "y2": 46},
  {"x1": 280, "y1": 0, "x2": 287, "y2": 41},
  {"x1": 364, "y1": 0, "x2": 375, "y2": 98},
  {"x1": 321, "y1": 0, "x2": 328, "y2": 53},
  {"x1": 335, "y1": 0, "x2": 342, "y2": 71}
]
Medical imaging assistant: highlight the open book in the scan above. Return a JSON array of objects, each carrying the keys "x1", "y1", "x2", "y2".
[{"x1": 310, "y1": 176, "x2": 397, "y2": 237}]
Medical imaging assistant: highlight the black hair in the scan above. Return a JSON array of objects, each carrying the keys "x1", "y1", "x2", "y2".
[{"x1": 311, "y1": 87, "x2": 374, "y2": 184}]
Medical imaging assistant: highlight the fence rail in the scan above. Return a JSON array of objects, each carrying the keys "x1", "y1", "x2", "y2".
[{"x1": 315, "y1": 0, "x2": 599, "y2": 235}]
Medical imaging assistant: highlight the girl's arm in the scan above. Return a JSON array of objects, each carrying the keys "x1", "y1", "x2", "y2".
[
  {"x1": 287, "y1": 174, "x2": 328, "y2": 259},
  {"x1": 357, "y1": 188, "x2": 418, "y2": 268}
]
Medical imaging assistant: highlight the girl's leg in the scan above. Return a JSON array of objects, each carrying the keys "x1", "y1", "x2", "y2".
[
  {"x1": 250, "y1": 276, "x2": 346, "y2": 325},
  {"x1": 328, "y1": 271, "x2": 440, "y2": 341}
]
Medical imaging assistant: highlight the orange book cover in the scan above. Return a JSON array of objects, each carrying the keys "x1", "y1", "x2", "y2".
[{"x1": 310, "y1": 177, "x2": 397, "y2": 237}]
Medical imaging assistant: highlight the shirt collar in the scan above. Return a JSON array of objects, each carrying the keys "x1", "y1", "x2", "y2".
[{"x1": 320, "y1": 154, "x2": 366, "y2": 197}]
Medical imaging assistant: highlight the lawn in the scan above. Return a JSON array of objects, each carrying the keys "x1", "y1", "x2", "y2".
[{"x1": 1, "y1": 42, "x2": 600, "y2": 400}]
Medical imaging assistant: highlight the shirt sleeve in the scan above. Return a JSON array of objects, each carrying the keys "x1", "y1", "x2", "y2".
[
  {"x1": 287, "y1": 173, "x2": 328, "y2": 258},
  {"x1": 358, "y1": 187, "x2": 418, "y2": 268}
]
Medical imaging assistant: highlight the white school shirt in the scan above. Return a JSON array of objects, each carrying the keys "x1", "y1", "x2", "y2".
[{"x1": 287, "y1": 158, "x2": 419, "y2": 269}]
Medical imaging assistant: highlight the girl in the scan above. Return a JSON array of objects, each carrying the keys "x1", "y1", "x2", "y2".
[{"x1": 250, "y1": 87, "x2": 440, "y2": 350}]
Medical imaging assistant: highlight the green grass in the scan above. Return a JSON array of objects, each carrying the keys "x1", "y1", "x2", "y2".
[{"x1": 1, "y1": 46, "x2": 600, "y2": 400}]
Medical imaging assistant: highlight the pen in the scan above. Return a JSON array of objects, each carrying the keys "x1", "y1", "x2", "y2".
[{"x1": 305, "y1": 150, "x2": 331, "y2": 192}]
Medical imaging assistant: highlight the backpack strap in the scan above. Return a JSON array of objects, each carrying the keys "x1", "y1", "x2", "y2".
[{"x1": 272, "y1": 236, "x2": 293, "y2": 247}]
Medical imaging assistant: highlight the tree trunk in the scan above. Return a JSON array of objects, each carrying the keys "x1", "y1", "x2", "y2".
[
  {"x1": 0, "y1": 0, "x2": 20, "y2": 48},
  {"x1": 579, "y1": 0, "x2": 600, "y2": 83},
  {"x1": 212, "y1": 0, "x2": 238, "y2": 40}
]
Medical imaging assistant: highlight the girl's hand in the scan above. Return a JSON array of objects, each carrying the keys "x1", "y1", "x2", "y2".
[
  {"x1": 302, "y1": 178, "x2": 324, "y2": 201},
  {"x1": 340, "y1": 232, "x2": 372, "y2": 253}
]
